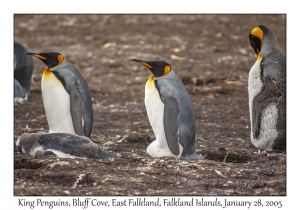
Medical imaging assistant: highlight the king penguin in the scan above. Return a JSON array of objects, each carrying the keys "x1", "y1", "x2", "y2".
[
  {"x1": 248, "y1": 25, "x2": 286, "y2": 152},
  {"x1": 15, "y1": 132, "x2": 116, "y2": 159},
  {"x1": 14, "y1": 42, "x2": 34, "y2": 104},
  {"x1": 26, "y1": 52, "x2": 93, "y2": 138},
  {"x1": 131, "y1": 59, "x2": 203, "y2": 159}
]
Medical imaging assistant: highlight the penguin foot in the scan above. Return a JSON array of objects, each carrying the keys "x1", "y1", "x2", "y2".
[
  {"x1": 14, "y1": 96, "x2": 29, "y2": 105},
  {"x1": 146, "y1": 140, "x2": 180, "y2": 158},
  {"x1": 182, "y1": 152, "x2": 205, "y2": 160}
]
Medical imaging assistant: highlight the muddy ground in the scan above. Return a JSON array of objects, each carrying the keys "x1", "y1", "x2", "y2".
[{"x1": 14, "y1": 14, "x2": 286, "y2": 196}]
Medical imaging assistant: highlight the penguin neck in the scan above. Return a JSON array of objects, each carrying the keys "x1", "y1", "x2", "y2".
[
  {"x1": 42, "y1": 59, "x2": 69, "y2": 78},
  {"x1": 153, "y1": 70, "x2": 175, "y2": 80},
  {"x1": 49, "y1": 59, "x2": 68, "y2": 71},
  {"x1": 260, "y1": 37, "x2": 281, "y2": 57},
  {"x1": 146, "y1": 76, "x2": 155, "y2": 89},
  {"x1": 43, "y1": 68, "x2": 52, "y2": 77},
  {"x1": 256, "y1": 53, "x2": 263, "y2": 60}
]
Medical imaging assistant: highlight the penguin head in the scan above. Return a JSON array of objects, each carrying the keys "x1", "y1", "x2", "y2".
[
  {"x1": 249, "y1": 25, "x2": 279, "y2": 57},
  {"x1": 26, "y1": 52, "x2": 64, "y2": 68},
  {"x1": 15, "y1": 137, "x2": 23, "y2": 153},
  {"x1": 131, "y1": 59, "x2": 172, "y2": 78}
]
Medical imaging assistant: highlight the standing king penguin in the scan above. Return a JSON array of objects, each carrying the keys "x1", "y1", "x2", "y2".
[
  {"x1": 26, "y1": 52, "x2": 93, "y2": 137},
  {"x1": 131, "y1": 59, "x2": 203, "y2": 159},
  {"x1": 14, "y1": 42, "x2": 34, "y2": 104},
  {"x1": 248, "y1": 25, "x2": 286, "y2": 152}
]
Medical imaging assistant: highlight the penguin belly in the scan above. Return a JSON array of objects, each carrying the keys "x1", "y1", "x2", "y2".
[
  {"x1": 42, "y1": 70, "x2": 76, "y2": 134},
  {"x1": 144, "y1": 77, "x2": 182, "y2": 158},
  {"x1": 44, "y1": 149, "x2": 78, "y2": 159},
  {"x1": 248, "y1": 59, "x2": 278, "y2": 151}
]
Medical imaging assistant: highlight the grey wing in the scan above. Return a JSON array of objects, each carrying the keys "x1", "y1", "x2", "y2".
[
  {"x1": 70, "y1": 83, "x2": 85, "y2": 136},
  {"x1": 161, "y1": 91, "x2": 180, "y2": 155},
  {"x1": 252, "y1": 56, "x2": 284, "y2": 138}
]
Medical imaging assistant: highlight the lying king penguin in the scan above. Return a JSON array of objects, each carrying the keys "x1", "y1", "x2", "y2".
[{"x1": 15, "y1": 132, "x2": 116, "y2": 159}]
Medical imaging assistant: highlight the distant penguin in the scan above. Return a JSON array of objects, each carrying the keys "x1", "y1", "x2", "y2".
[
  {"x1": 15, "y1": 132, "x2": 116, "y2": 159},
  {"x1": 131, "y1": 59, "x2": 203, "y2": 159},
  {"x1": 248, "y1": 25, "x2": 286, "y2": 152},
  {"x1": 26, "y1": 52, "x2": 93, "y2": 137},
  {"x1": 14, "y1": 42, "x2": 34, "y2": 104}
]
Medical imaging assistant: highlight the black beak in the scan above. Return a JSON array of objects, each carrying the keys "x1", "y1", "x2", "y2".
[
  {"x1": 131, "y1": 58, "x2": 143, "y2": 63},
  {"x1": 131, "y1": 59, "x2": 153, "y2": 70},
  {"x1": 26, "y1": 52, "x2": 36, "y2": 56}
]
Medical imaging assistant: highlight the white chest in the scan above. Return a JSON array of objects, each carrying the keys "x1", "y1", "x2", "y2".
[
  {"x1": 248, "y1": 58, "x2": 263, "y2": 103},
  {"x1": 42, "y1": 72, "x2": 76, "y2": 134},
  {"x1": 144, "y1": 78, "x2": 182, "y2": 158},
  {"x1": 144, "y1": 79, "x2": 166, "y2": 144}
]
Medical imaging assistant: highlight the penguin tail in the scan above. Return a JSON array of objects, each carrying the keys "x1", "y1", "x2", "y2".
[{"x1": 96, "y1": 148, "x2": 117, "y2": 159}]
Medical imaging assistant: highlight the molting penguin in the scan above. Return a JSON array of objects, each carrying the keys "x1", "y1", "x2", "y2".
[
  {"x1": 14, "y1": 42, "x2": 34, "y2": 104},
  {"x1": 131, "y1": 59, "x2": 203, "y2": 159},
  {"x1": 26, "y1": 52, "x2": 93, "y2": 137},
  {"x1": 248, "y1": 25, "x2": 286, "y2": 152},
  {"x1": 15, "y1": 132, "x2": 116, "y2": 159}
]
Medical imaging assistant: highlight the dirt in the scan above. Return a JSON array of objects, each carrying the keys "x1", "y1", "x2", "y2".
[{"x1": 14, "y1": 14, "x2": 286, "y2": 196}]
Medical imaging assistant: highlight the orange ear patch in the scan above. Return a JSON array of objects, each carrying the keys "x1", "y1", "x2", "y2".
[
  {"x1": 58, "y1": 54, "x2": 64, "y2": 64},
  {"x1": 163, "y1": 65, "x2": 171, "y2": 75},
  {"x1": 251, "y1": 27, "x2": 263, "y2": 41},
  {"x1": 43, "y1": 68, "x2": 52, "y2": 77}
]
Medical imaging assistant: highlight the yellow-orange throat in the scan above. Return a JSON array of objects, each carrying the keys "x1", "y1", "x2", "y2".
[
  {"x1": 257, "y1": 52, "x2": 262, "y2": 60},
  {"x1": 43, "y1": 68, "x2": 53, "y2": 77},
  {"x1": 146, "y1": 76, "x2": 154, "y2": 89}
]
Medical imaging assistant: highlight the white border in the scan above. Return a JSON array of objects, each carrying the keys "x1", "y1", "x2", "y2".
[{"x1": 3, "y1": 1, "x2": 298, "y2": 209}]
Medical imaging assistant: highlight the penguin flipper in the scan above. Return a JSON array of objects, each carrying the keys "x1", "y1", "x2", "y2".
[
  {"x1": 70, "y1": 85, "x2": 85, "y2": 136},
  {"x1": 163, "y1": 95, "x2": 180, "y2": 156},
  {"x1": 252, "y1": 76, "x2": 280, "y2": 138}
]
